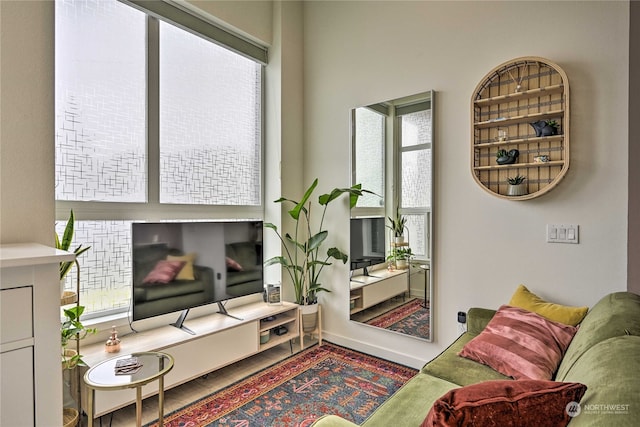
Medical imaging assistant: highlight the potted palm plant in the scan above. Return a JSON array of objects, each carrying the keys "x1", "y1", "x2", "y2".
[
  {"x1": 387, "y1": 206, "x2": 407, "y2": 243},
  {"x1": 264, "y1": 179, "x2": 371, "y2": 331},
  {"x1": 56, "y1": 210, "x2": 90, "y2": 304}
]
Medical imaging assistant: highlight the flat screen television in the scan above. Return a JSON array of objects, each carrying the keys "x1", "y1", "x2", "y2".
[
  {"x1": 350, "y1": 216, "x2": 386, "y2": 275},
  {"x1": 131, "y1": 220, "x2": 264, "y2": 334}
]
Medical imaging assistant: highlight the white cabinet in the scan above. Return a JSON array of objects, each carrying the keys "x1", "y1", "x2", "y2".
[
  {"x1": 350, "y1": 269, "x2": 409, "y2": 314},
  {"x1": 81, "y1": 301, "x2": 301, "y2": 418},
  {"x1": 0, "y1": 243, "x2": 75, "y2": 427}
]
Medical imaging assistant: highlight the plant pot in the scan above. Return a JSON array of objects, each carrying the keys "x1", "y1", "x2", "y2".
[
  {"x1": 394, "y1": 236, "x2": 405, "y2": 244},
  {"x1": 396, "y1": 259, "x2": 409, "y2": 270},
  {"x1": 60, "y1": 291, "x2": 77, "y2": 306},
  {"x1": 63, "y1": 408, "x2": 78, "y2": 427},
  {"x1": 62, "y1": 348, "x2": 78, "y2": 369},
  {"x1": 300, "y1": 304, "x2": 319, "y2": 332},
  {"x1": 259, "y1": 330, "x2": 270, "y2": 344},
  {"x1": 507, "y1": 183, "x2": 527, "y2": 196}
]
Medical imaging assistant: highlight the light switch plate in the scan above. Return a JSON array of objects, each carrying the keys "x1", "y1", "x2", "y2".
[{"x1": 547, "y1": 224, "x2": 579, "y2": 244}]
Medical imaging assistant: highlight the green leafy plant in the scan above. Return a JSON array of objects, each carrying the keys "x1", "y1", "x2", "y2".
[
  {"x1": 61, "y1": 305, "x2": 96, "y2": 369},
  {"x1": 496, "y1": 149, "x2": 509, "y2": 159},
  {"x1": 387, "y1": 206, "x2": 407, "y2": 237},
  {"x1": 55, "y1": 210, "x2": 90, "y2": 281},
  {"x1": 546, "y1": 119, "x2": 559, "y2": 129},
  {"x1": 507, "y1": 175, "x2": 526, "y2": 185},
  {"x1": 264, "y1": 179, "x2": 373, "y2": 305},
  {"x1": 386, "y1": 246, "x2": 414, "y2": 261}
]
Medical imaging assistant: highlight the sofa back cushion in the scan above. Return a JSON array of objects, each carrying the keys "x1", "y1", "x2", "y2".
[
  {"x1": 562, "y1": 335, "x2": 640, "y2": 426},
  {"x1": 555, "y1": 292, "x2": 640, "y2": 381}
]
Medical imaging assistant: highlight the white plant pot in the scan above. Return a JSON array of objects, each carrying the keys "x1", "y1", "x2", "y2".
[
  {"x1": 300, "y1": 304, "x2": 319, "y2": 332},
  {"x1": 396, "y1": 259, "x2": 409, "y2": 270},
  {"x1": 394, "y1": 236, "x2": 405, "y2": 244},
  {"x1": 507, "y1": 183, "x2": 527, "y2": 196}
]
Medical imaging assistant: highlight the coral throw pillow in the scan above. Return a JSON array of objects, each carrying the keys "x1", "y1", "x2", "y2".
[
  {"x1": 422, "y1": 379, "x2": 587, "y2": 427},
  {"x1": 226, "y1": 257, "x2": 244, "y2": 272},
  {"x1": 167, "y1": 253, "x2": 197, "y2": 280},
  {"x1": 458, "y1": 305, "x2": 577, "y2": 380},
  {"x1": 143, "y1": 260, "x2": 186, "y2": 284},
  {"x1": 509, "y1": 284, "x2": 588, "y2": 326}
]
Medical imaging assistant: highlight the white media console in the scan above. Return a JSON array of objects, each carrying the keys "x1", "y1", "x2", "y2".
[{"x1": 80, "y1": 301, "x2": 300, "y2": 418}]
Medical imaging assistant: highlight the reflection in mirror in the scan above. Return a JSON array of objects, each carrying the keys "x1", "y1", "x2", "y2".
[{"x1": 349, "y1": 91, "x2": 434, "y2": 342}]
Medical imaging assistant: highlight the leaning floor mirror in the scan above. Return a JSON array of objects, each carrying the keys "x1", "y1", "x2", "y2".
[{"x1": 349, "y1": 90, "x2": 434, "y2": 342}]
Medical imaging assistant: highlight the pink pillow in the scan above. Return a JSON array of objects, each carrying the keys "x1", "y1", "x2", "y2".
[
  {"x1": 422, "y1": 380, "x2": 587, "y2": 427},
  {"x1": 226, "y1": 257, "x2": 244, "y2": 272},
  {"x1": 143, "y1": 260, "x2": 186, "y2": 284},
  {"x1": 458, "y1": 305, "x2": 577, "y2": 380}
]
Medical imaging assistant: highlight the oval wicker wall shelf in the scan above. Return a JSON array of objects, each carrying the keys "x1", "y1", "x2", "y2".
[{"x1": 471, "y1": 56, "x2": 570, "y2": 200}]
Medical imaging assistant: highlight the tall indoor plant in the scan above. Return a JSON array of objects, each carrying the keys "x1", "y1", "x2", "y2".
[{"x1": 264, "y1": 179, "x2": 370, "y2": 307}]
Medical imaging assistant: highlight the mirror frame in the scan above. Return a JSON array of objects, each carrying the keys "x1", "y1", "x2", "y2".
[{"x1": 349, "y1": 90, "x2": 434, "y2": 342}]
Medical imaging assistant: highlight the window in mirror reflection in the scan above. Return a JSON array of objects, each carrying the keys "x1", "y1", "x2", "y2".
[
  {"x1": 353, "y1": 107, "x2": 385, "y2": 208},
  {"x1": 398, "y1": 104, "x2": 432, "y2": 261}
]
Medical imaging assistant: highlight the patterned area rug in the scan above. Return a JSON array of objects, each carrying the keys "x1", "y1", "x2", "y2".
[
  {"x1": 366, "y1": 298, "x2": 430, "y2": 339},
  {"x1": 147, "y1": 342, "x2": 416, "y2": 427}
]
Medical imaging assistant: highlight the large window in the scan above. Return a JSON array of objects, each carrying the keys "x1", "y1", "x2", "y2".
[
  {"x1": 55, "y1": 0, "x2": 264, "y2": 318},
  {"x1": 398, "y1": 103, "x2": 432, "y2": 260}
]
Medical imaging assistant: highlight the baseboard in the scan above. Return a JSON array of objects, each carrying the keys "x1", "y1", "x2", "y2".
[{"x1": 322, "y1": 331, "x2": 426, "y2": 370}]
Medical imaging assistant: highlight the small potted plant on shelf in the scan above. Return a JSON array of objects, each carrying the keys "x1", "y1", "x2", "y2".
[
  {"x1": 496, "y1": 148, "x2": 519, "y2": 165},
  {"x1": 61, "y1": 305, "x2": 97, "y2": 370},
  {"x1": 507, "y1": 174, "x2": 527, "y2": 196},
  {"x1": 56, "y1": 210, "x2": 90, "y2": 304},
  {"x1": 387, "y1": 206, "x2": 407, "y2": 243},
  {"x1": 387, "y1": 246, "x2": 414, "y2": 270}
]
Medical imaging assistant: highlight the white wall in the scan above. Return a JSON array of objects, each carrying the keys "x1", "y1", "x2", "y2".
[{"x1": 303, "y1": 1, "x2": 630, "y2": 367}]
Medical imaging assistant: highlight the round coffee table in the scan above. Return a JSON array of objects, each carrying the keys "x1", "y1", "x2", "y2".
[{"x1": 84, "y1": 351, "x2": 174, "y2": 427}]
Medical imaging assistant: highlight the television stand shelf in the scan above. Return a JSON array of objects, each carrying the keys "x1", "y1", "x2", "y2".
[{"x1": 80, "y1": 301, "x2": 300, "y2": 418}]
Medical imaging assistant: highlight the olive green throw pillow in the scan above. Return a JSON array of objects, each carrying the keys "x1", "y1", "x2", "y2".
[{"x1": 509, "y1": 285, "x2": 588, "y2": 326}]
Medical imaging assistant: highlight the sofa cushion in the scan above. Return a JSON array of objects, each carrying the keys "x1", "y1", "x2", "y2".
[
  {"x1": 422, "y1": 380, "x2": 587, "y2": 427},
  {"x1": 509, "y1": 284, "x2": 588, "y2": 326},
  {"x1": 422, "y1": 332, "x2": 510, "y2": 386},
  {"x1": 361, "y1": 373, "x2": 459, "y2": 427},
  {"x1": 458, "y1": 305, "x2": 577, "y2": 380},
  {"x1": 556, "y1": 292, "x2": 640, "y2": 381},
  {"x1": 142, "y1": 260, "x2": 186, "y2": 284},
  {"x1": 562, "y1": 335, "x2": 640, "y2": 426}
]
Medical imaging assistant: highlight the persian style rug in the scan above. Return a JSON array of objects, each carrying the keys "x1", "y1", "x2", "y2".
[
  {"x1": 366, "y1": 298, "x2": 430, "y2": 339},
  {"x1": 147, "y1": 342, "x2": 416, "y2": 427}
]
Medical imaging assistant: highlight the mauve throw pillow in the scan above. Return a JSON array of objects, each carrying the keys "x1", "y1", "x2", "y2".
[
  {"x1": 143, "y1": 260, "x2": 186, "y2": 284},
  {"x1": 422, "y1": 380, "x2": 587, "y2": 427},
  {"x1": 458, "y1": 305, "x2": 577, "y2": 380}
]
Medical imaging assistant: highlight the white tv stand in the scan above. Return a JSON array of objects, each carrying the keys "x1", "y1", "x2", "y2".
[
  {"x1": 350, "y1": 268, "x2": 408, "y2": 314},
  {"x1": 80, "y1": 301, "x2": 300, "y2": 418}
]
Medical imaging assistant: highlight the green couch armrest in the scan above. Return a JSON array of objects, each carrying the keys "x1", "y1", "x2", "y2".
[
  {"x1": 311, "y1": 415, "x2": 359, "y2": 427},
  {"x1": 467, "y1": 307, "x2": 496, "y2": 335}
]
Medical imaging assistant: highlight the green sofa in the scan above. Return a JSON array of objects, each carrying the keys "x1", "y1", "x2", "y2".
[{"x1": 313, "y1": 292, "x2": 640, "y2": 426}]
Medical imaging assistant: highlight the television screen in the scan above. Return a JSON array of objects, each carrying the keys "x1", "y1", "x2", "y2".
[
  {"x1": 131, "y1": 221, "x2": 264, "y2": 330},
  {"x1": 350, "y1": 217, "x2": 386, "y2": 272}
]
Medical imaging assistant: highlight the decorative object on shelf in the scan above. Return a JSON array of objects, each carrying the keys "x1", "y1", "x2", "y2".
[
  {"x1": 507, "y1": 175, "x2": 527, "y2": 196},
  {"x1": 105, "y1": 326, "x2": 121, "y2": 353},
  {"x1": 387, "y1": 206, "x2": 407, "y2": 243},
  {"x1": 496, "y1": 149, "x2": 519, "y2": 165},
  {"x1": 534, "y1": 155, "x2": 550, "y2": 163},
  {"x1": 471, "y1": 56, "x2": 570, "y2": 200},
  {"x1": 530, "y1": 120, "x2": 559, "y2": 137},
  {"x1": 266, "y1": 283, "x2": 282, "y2": 305},
  {"x1": 387, "y1": 246, "x2": 414, "y2": 270},
  {"x1": 264, "y1": 179, "x2": 371, "y2": 310},
  {"x1": 259, "y1": 329, "x2": 270, "y2": 344},
  {"x1": 497, "y1": 128, "x2": 508, "y2": 142}
]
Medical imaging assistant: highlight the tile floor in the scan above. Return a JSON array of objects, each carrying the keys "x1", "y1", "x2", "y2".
[{"x1": 83, "y1": 339, "x2": 316, "y2": 426}]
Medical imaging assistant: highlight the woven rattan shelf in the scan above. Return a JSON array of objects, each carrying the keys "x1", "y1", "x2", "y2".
[{"x1": 471, "y1": 57, "x2": 570, "y2": 200}]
